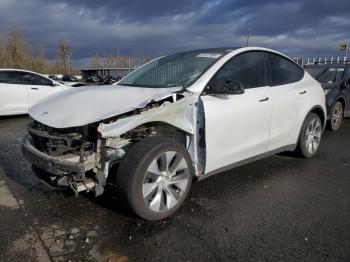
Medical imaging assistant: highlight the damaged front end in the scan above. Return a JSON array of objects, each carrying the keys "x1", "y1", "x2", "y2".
[
  {"x1": 22, "y1": 120, "x2": 102, "y2": 195},
  {"x1": 22, "y1": 91, "x2": 204, "y2": 197}
]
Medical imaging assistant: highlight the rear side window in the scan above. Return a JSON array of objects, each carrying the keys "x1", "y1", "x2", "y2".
[
  {"x1": 209, "y1": 51, "x2": 266, "y2": 92},
  {"x1": 266, "y1": 53, "x2": 304, "y2": 86},
  {"x1": 17, "y1": 72, "x2": 52, "y2": 86},
  {"x1": 0, "y1": 71, "x2": 20, "y2": 84}
]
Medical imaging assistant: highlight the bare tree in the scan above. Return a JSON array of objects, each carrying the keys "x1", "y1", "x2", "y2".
[
  {"x1": 6, "y1": 30, "x2": 32, "y2": 69},
  {"x1": 56, "y1": 38, "x2": 72, "y2": 74},
  {"x1": 89, "y1": 54, "x2": 102, "y2": 68}
]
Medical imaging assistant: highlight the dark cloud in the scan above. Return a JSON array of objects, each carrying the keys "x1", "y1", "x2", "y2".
[{"x1": 0, "y1": 0, "x2": 349, "y2": 67}]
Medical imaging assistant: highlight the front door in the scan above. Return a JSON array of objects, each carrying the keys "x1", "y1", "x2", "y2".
[
  {"x1": 201, "y1": 51, "x2": 272, "y2": 173},
  {"x1": 0, "y1": 71, "x2": 28, "y2": 114}
]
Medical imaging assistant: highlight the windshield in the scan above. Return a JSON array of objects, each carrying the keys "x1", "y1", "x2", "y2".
[
  {"x1": 118, "y1": 49, "x2": 230, "y2": 88},
  {"x1": 306, "y1": 67, "x2": 344, "y2": 84}
]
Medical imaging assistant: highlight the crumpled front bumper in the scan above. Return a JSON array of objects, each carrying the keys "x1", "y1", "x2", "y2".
[{"x1": 22, "y1": 135, "x2": 87, "y2": 176}]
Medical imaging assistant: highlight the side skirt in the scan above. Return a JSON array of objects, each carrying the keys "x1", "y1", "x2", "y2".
[{"x1": 198, "y1": 144, "x2": 296, "y2": 181}]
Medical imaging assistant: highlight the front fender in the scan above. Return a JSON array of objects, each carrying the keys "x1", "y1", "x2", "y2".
[{"x1": 98, "y1": 95, "x2": 197, "y2": 138}]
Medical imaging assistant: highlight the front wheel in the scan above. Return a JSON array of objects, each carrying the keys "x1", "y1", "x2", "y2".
[
  {"x1": 296, "y1": 113, "x2": 323, "y2": 158},
  {"x1": 115, "y1": 136, "x2": 193, "y2": 221}
]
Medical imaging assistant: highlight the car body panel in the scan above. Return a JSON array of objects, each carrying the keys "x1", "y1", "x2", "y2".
[
  {"x1": 267, "y1": 74, "x2": 317, "y2": 151},
  {"x1": 0, "y1": 69, "x2": 69, "y2": 116},
  {"x1": 201, "y1": 86, "x2": 272, "y2": 173},
  {"x1": 29, "y1": 85, "x2": 183, "y2": 128}
]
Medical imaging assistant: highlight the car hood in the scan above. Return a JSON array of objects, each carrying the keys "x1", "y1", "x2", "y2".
[{"x1": 29, "y1": 85, "x2": 182, "y2": 128}]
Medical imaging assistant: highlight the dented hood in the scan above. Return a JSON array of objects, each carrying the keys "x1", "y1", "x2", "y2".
[{"x1": 29, "y1": 85, "x2": 182, "y2": 128}]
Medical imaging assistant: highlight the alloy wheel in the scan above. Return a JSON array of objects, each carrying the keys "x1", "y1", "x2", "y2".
[
  {"x1": 305, "y1": 118, "x2": 322, "y2": 154},
  {"x1": 142, "y1": 151, "x2": 190, "y2": 212},
  {"x1": 331, "y1": 102, "x2": 343, "y2": 130}
]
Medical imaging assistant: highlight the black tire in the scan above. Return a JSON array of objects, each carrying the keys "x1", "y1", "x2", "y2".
[
  {"x1": 115, "y1": 136, "x2": 193, "y2": 221},
  {"x1": 328, "y1": 101, "x2": 343, "y2": 131},
  {"x1": 296, "y1": 113, "x2": 322, "y2": 158}
]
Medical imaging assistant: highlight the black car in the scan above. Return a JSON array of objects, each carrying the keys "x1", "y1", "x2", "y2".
[
  {"x1": 62, "y1": 75, "x2": 79, "y2": 82},
  {"x1": 305, "y1": 63, "x2": 350, "y2": 130},
  {"x1": 48, "y1": 74, "x2": 59, "y2": 81},
  {"x1": 86, "y1": 75, "x2": 101, "y2": 83}
]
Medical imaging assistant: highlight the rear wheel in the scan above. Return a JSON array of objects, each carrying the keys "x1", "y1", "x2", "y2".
[
  {"x1": 329, "y1": 101, "x2": 343, "y2": 131},
  {"x1": 296, "y1": 113, "x2": 322, "y2": 158},
  {"x1": 115, "y1": 136, "x2": 193, "y2": 220}
]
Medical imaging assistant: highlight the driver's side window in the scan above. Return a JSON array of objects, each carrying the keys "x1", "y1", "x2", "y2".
[{"x1": 208, "y1": 51, "x2": 266, "y2": 93}]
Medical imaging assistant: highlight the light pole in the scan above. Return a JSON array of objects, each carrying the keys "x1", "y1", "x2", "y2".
[{"x1": 246, "y1": 27, "x2": 251, "y2": 47}]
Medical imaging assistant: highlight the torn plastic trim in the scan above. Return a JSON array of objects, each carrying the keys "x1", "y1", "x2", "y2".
[{"x1": 98, "y1": 93, "x2": 197, "y2": 138}]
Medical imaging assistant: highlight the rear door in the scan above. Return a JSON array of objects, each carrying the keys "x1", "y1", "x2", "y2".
[
  {"x1": 264, "y1": 52, "x2": 310, "y2": 151},
  {"x1": 0, "y1": 71, "x2": 28, "y2": 115},
  {"x1": 201, "y1": 51, "x2": 272, "y2": 173}
]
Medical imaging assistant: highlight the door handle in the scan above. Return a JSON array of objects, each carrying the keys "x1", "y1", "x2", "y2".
[
  {"x1": 259, "y1": 97, "x2": 269, "y2": 102},
  {"x1": 299, "y1": 90, "x2": 306, "y2": 94},
  {"x1": 31, "y1": 87, "x2": 39, "y2": 90}
]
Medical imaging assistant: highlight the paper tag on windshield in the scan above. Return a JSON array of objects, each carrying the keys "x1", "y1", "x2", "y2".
[{"x1": 197, "y1": 53, "x2": 222, "y2": 59}]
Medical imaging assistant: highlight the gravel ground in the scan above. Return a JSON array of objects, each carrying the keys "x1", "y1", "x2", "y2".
[{"x1": 0, "y1": 115, "x2": 349, "y2": 261}]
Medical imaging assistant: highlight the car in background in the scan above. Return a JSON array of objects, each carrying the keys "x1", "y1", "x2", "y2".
[
  {"x1": 48, "y1": 74, "x2": 59, "y2": 81},
  {"x1": 0, "y1": 69, "x2": 71, "y2": 116},
  {"x1": 62, "y1": 75, "x2": 79, "y2": 82},
  {"x1": 86, "y1": 75, "x2": 101, "y2": 83},
  {"x1": 103, "y1": 75, "x2": 118, "y2": 85},
  {"x1": 61, "y1": 75, "x2": 86, "y2": 87},
  {"x1": 305, "y1": 63, "x2": 350, "y2": 131},
  {"x1": 22, "y1": 47, "x2": 326, "y2": 220}
]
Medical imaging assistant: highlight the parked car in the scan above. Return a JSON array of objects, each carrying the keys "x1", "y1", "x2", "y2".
[
  {"x1": 61, "y1": 75, "x2": 86, "y2": 87},
  {"x1": 0, "y1": 69, "x2": 70, "y2": 116},
  {"x1": 86, "y1": 75, "x2": 101, "y2": 83},
  {"x1": 304, "y1": 63, "x2": 350, "y2": 131},
  {"x1": 103, "y1": 75, "x2": 118, "y2": 85},
  {"x1": 62, "y1": 75, "x2": 79, "y2": 82},
  {"x1": 22, "y1": 47, "x2": 326, "y2": 220},
  {"x1": 48, "y1": 74, "x2": 59, "y2": 81}
]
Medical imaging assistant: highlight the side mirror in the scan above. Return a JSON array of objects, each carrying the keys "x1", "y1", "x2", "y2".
[{"x1": 224, "y1": 80, "x2": 245, "y2": 94}]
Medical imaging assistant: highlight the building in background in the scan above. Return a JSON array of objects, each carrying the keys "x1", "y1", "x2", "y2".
[{"x1": 81, "y1": 67, "x2": 136, "y2": 80}]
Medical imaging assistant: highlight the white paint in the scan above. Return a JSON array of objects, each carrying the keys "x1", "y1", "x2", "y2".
[
  {"x1": 202, "y1": 87, "x2": 272, "y2": 173},
  {"x1": 0, "y1": 69, "x2": 69, "y2": 116},
  {"x1": 30, "y1": 85, "x2": 182, "y2": 128},
  {"x1": 26, "y1": 47, "x2": 326, "y2": 178}
]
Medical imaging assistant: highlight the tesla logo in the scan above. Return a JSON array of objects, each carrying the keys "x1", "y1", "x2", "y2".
[{"x1": 42, "y1": 111, "x2": 48, "y2": 115}]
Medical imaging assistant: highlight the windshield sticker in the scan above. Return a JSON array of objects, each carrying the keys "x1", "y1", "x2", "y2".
[{"x1": 197, "y1": 53, "x2": 222, "y2": 59}]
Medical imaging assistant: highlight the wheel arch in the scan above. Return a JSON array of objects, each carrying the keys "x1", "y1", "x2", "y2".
[
  {"x1": 309, "y1": 105, "x2": 326, "y2": 129},
  {"x1": 336, "y1": 96, "x2": 346, "y2": 111}
]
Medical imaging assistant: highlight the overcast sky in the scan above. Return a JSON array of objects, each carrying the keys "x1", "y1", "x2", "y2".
[{"x1": 0, "y1": 0, "x2": 349, "y2": 67}]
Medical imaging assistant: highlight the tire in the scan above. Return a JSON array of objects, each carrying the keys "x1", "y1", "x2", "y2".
[
  {"x1": 115, "y1": 136, "x2": 193, "y2": 221},
  {"x1": 296, "y1": 113, "x2": 323, "y2": 158},
  {"x1": 328, "y1": 101, "x2": 343, "y2": 131}
]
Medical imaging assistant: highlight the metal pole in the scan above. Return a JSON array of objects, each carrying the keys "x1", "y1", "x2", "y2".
[
  {"x1": 246, "y1": 27, "x2": 251, "y2": 47},
  {"x1": 117, "y1": 48, "x2": 120, "y2": 68}
]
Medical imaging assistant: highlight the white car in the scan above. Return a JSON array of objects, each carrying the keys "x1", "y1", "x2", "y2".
[
  {"x1": 0, "y1": 69, "x2": 70, "y2": 115},
  {"x1": 22, "y1": 47, "x2": 326, "y2": 220}
]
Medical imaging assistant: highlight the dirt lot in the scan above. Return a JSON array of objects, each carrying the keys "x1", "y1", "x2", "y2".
[{"x1": 0, "y1": 116, "x2": 349, "y2": 261}]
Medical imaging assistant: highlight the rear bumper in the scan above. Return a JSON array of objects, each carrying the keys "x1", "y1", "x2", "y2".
[{"x1": 22, "y1": 135, "x2": 87, "y2": 176}]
